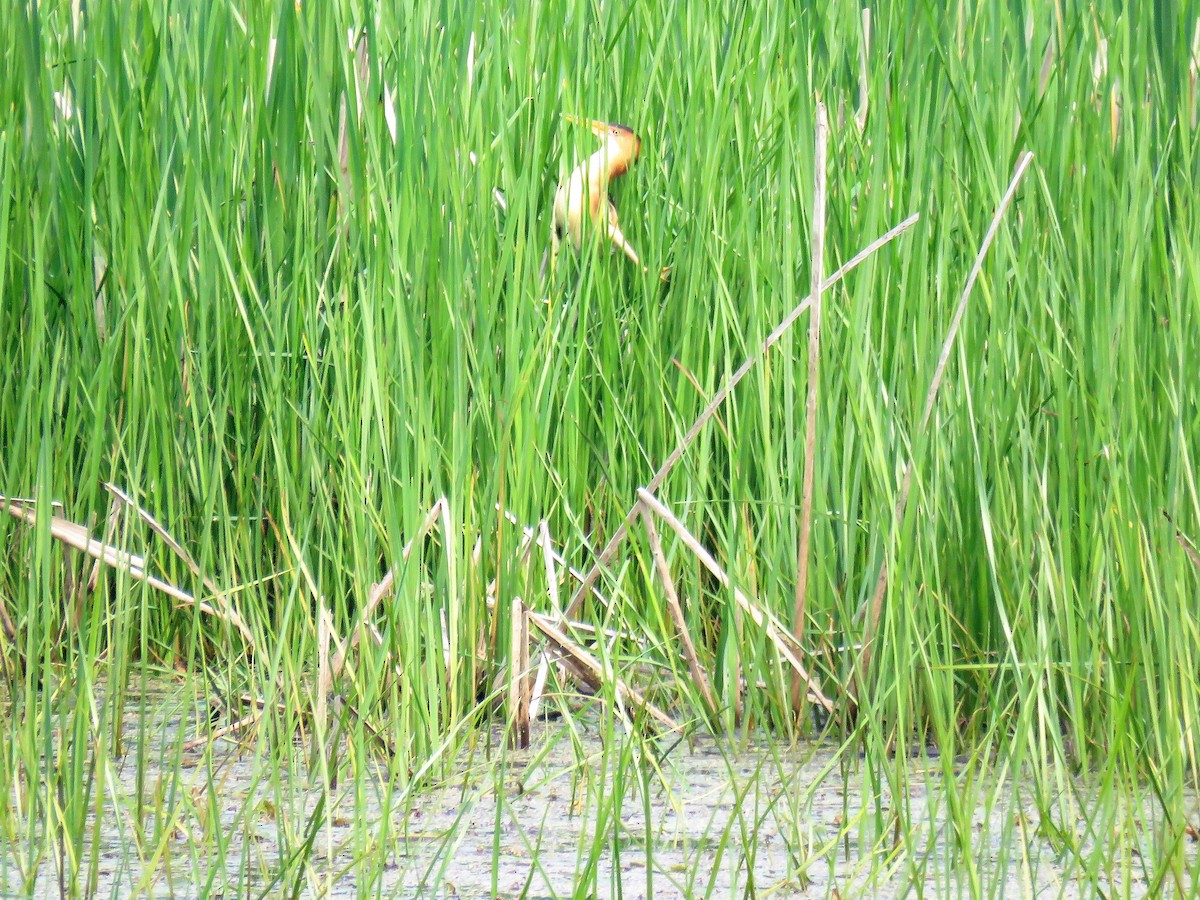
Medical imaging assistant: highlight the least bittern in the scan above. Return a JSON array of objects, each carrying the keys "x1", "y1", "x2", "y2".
[{"x1": 544, "y1": 115, "x2": 667, "y2": 282}]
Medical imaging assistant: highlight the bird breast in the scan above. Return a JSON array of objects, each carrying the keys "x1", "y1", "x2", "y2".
[{"x1": 553, "y1": 164, "x2": 608, "y2": 248}]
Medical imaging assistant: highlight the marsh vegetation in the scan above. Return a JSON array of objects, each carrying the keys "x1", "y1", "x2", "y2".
[{"x1": 2, "y1": 1, "x2": 1198, "y2": 896}]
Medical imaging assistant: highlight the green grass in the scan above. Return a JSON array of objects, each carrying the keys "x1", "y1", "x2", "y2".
[{"x1": 2, "y1": 0, "x2": 1199, "y2": 896}]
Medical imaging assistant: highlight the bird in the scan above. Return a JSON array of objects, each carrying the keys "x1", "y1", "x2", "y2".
[{"x1": 542, "y1": 115, "x2": 668, "y2": 282}]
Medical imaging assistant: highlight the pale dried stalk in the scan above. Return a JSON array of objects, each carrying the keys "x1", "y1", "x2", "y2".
[
  {"x1": 491, "y1": 509, "x2": 620, "y2": 719},
  {"x1": 637, "y1": 489, "x2": 835, "y2": 713},
  {"x1": 3, "y1": 499, "x2": 256, "y2": 644},
  {"x1": 182, "y1": 708, "x2": 262, "y2": 751},
  {"x1": 565, "y1": 212, "x2": 921, "y2": 619},
  {"x1": 640, "y1": 508, "x2": 717, "y2": 715},
  {"x1": 855, "y1": 10, "x2": 871, "y2": 132},
  {"x1": 483, "y1": 513, "x2": 541, "y2": 612},
  {"x1": 101, "y1": 483, "x2": 256, "y2": 646},
  {"x1": 337, "y1": 31, "x2": 372, "y2": 217},
  {"x1": 860, "y1": 152, "x2": 1034, "y2": 679},
  {"x1": 495, "y1": 505, "x2": 613, "y2": 610},
  {"x1": 317, "y1": 603, "x2": 332, "y2": 727},
  {"x1": 535, "y1": 519, "x2": 571, "y2": 709},
  {"x1": 93, "y1": 251, "x2": 108, "y2": 342},
  {"x1": 5, "y1": 500, "x2": 145, "y2": 571},
  {"x1": 1178, "y1": 534, "x2": 1200, "y2": 573},
  {"x1": 528, "y1": 653, "x2": 550, "y2": 721},
  {"x1": 508, "y1": 597, "x2": 531, "y2": 748},
  {"x1": 439, "y1": 499, "x2": 461, "y2": 700},
  {"x1": 440, "y1": 608, "x2": 452, "y2": 670},
  {"x1": 86, "y1": 493, "x2": 124, "y2": 592},
  {"x1": 332, "y1": 498, "x2": 446, "y2": 676},
  {"x1": 540, "y1": 520, "x2": 563, "y2": 616},
  {"x1": 104, "y1": 484, "x2": 217, "y2": 592},
  {"x1": 792, "y1": 102, "x2": 828, "y2": 712},
  {"x1": 0, "y1": 584, "x2": 14, "y2": 642},
  {"x1": 1, "y1": 497, "x2": 65, "y2": 516},
  {"x1": 527, "y1": 611, "x2": 679, "y2": 731},
  {"x1": 1191, "y1": 19, "x2": 1200, "y2": 130}
]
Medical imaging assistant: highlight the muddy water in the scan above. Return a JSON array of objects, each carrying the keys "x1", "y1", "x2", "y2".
[{"x1": 3, "y1": 681, "x2": 1186, "y2": 898}]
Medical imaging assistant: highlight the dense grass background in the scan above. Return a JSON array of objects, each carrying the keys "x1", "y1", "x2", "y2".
[{"x1": 2, "y1": 0, "x2": 1199, "y2": 893}]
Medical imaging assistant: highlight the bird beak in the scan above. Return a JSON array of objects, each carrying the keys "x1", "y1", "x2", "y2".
[{"x1": 561, "y1": 114, "x2": 609, "y2": 135}]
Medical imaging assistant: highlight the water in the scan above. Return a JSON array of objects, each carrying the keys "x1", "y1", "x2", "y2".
[{"x1": 2, "y1": 679, "x2": 1188, "y2": 898}]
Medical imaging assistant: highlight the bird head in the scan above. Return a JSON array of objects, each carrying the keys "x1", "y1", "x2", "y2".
[{"x1": 563, "y1": 115, "x2": 642, "y2": 174}]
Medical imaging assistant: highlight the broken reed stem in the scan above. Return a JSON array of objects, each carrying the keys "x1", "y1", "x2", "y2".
[
  {"x1": 528, "y1": 654, "x2": 550, "y2": 720},
  {"x1": 102, "y1": 483, "x2": 256, "y2": 648},
  {"x1": 565, "y1": 211, "x2": 921, "y2": 619},
  {"x1": 508, "y1": 596, "x2": 531, "y2": 748},
  {"x1": 860, "y1": 152, "x2": 1034, "y2": 681},
  {"x1": 317, "y1": 602, "x2": 331, "y2": 727},
  {"x1": 534, "y1": 519, "x2": 569, "y2": 710},
  {"x1": 104, "y1": 483, "x2": 219, "y2": 595},
  {"x1": 527, "y1": 611, "x2": 680, "y2": 731},
  {"x1": 640, "y1": 507, "x2": 718, "y2": 717},
  {"x1": 792, "y1": 101, "x2": 828, "y2": 714},
  {"x1": 496, "y1": 505, "x2": 613, "y2": 610},
  {"x1": 332, "y1": 498, "x2": 446, "y2": 676},
  {"x1": 922, "y1": 154, "x2": 1035, "y2": 431},
  {"x1": 86, "y1": 492, "x2": 123, "y2": 593},
  {"x1": 637, "y1": 488, "x2": 835, "y2": 713},
  {"x1": 182, "y1": 708, "x2": 263, "y2": 752},
  {"x1": 3, "y1": 497, "x2": 256, "y2": 648}
]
